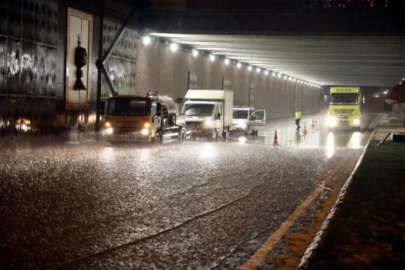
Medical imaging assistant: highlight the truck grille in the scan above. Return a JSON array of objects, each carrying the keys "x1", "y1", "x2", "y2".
[
  {"x1": 116, "y1": 127, "x2": 138, "y2": 134},
  {"x1": 334, "y1": 109, "x2": 354, "y2": 115},
  {"x1": 186, "y1": 122, "x2": 203, "y2": 130}
]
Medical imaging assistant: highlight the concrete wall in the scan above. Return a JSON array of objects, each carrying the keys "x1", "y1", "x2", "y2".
[{"x1": 134, "y1": 38, "x2": 323, "y2": 119}]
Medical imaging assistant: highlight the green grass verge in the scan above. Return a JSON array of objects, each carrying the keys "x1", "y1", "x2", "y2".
[{"x1": 308, "y1": 140, "x2": 405, "y2": 270}]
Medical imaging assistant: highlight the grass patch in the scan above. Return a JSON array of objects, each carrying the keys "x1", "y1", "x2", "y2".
[{"x1": 308, "y1": 141, "x2": 405, "y2": 270}]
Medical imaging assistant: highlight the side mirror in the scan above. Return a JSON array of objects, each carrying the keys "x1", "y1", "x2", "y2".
[{"x1": 215, "y1": 113, "x2": 221, "y2": 120}]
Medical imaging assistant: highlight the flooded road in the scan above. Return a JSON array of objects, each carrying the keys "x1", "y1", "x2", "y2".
[{"x1": 0, "y1": 114, "x2": 377, "y2": 270}]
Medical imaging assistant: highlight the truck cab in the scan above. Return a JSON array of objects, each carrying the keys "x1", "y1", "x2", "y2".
[
  {"x1": 182, "y1": 90, "x2": 234, "y2": 139},
  {"x1": 327, "y1": 87, "x2": 362, "y2": 129},
  {"x1": 101, "y1": 93, "x2": 183, "y2": 143}
]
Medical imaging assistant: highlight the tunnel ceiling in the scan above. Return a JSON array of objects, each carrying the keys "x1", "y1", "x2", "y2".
[{"x1": 151, "y1": 33, "x2": 405, "y2": 88}]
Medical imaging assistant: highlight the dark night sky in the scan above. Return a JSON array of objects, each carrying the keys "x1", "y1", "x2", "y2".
[{"x1": 150, "y1": 0, "x2": 405, "y2": 10}]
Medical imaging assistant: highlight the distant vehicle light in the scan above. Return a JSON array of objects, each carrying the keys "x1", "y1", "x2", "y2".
[
  {"x1": 353, "y1": 118, "x2": 361, "y2": 126},
  {"x1": 224, "y1": 59, "x2": 230, "y2": 66},
  {"x1": 209, "y1": 54, "x2": 216, "y2": 62},
  {"x1": 237, "y1": 62, "x2": 242, "y2": 69},
  {"x1": 144, "y1": 122, "x2": 151, "y2": 128},
  {"x1": 142, "y1": 36, "x2": 151, "y2": 46},
  {"x1": 170, "y1": 43, "x2": 179, "y2": 53},
  {"x1": 326, "y1": 117, "x2": 337, "y2": 127},
  {"x1": 203, "y1": 119, "x2": 215, "y2": 128},
  {"x1": 247, "y1": 66, "x2": 252, "y2": 71},
  {"x1": 192, "y1": 49, "x2": 199, "y2": 57},
  {"x1": 105, "y1": 121, "x2": 111, "y2": 128}
]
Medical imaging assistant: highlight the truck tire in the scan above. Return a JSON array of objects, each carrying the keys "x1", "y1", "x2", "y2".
[
  {"x1": 208, "y1": 129, "x2": 218, "y2": 141},
  {"x1": 178, "y1": 128, "x2": 185, "y2": 143},
  {"x1": 152, "y1": 131, "x2": 163, "y2": 144}
]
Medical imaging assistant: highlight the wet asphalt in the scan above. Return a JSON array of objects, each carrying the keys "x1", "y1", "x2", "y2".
[{"x1": 0, "y1": 114, "x2": 376, "y2": 270}]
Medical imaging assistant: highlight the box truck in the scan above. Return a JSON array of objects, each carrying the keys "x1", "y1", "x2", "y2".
[{"x1": 182, "y1": 90, "x2": 234, "y2": 139}]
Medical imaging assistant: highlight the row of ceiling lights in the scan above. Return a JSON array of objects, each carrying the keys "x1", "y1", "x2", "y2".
[{"x1": 142, "y1": 35, "x2": 322, "y2": 89}]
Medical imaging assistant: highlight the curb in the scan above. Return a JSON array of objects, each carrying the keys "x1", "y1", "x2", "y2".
[{"x1": 297, "y1": 128, "x2": 376, "y2": 270}]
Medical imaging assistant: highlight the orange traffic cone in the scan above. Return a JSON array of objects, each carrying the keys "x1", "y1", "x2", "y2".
[
  {"x1": 273, "y1": 130, "x2": 279, "y2": 146},
  {"x1": 303, "y1": 122, "x2": 308, "y2": 136}
]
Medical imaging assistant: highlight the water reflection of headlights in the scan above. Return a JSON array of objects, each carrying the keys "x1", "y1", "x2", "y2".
[
  {"x1": 326, "y1": 132, "x2": 335, "y2": 158},
  {"x1": 204, "y1": 119, "x2": 215, "y2": 128},
  {"x1": 326, "y1": 117, "x2": 337, "y2": 127}
]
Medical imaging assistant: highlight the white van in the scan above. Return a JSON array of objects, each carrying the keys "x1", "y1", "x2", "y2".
[{"x1": 182, "y1": 90, "x2": 234, "y2": 139}]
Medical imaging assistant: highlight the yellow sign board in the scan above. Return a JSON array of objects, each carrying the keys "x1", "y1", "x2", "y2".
[{"x1": 330, "y1": 87, "x2": 360, "y2": 93}]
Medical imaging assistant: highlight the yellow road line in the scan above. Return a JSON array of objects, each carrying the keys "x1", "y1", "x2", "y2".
[{"x1": 239, "y1": 159, "x2": 346, "y2": 270}]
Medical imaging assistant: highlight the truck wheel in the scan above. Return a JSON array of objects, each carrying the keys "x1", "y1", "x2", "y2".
[
  {"x1": 209, "y1": 129, "x2": 218, "y2": 141},
  {"x1": 153, "y1": 131, "x2": 163, "y2": 144},
  {"x1": 178, "y1": 129, "x2": 185, "y2": 143},
  {"x1": 222, "y1": 130, "x2": 228, "y2": 140}
]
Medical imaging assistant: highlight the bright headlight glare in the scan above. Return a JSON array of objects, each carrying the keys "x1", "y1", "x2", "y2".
[
  {"x1": 141, "y1": 128, "x2": 149, "y2": 136},
  {"x1": 326, "y1": 117, "x2": 337, "y2": 127},
  {"x1": 105, "y1": 127, "x2": 114, "y2": 135},
  {"x1": 105, "y1": 121, "x2": 111, "y2": 128},
  {"x1": 204, "y1": 119, "x2": 214, "y2": 128},
  {"x1": 143, "y1": 122, "x2": 151, "y2": 128},
  {"x1": 353, "y1": 118, "x2": 361, "y2": 126}
]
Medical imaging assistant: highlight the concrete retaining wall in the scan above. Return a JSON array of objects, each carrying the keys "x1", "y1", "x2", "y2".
[{"x1": 134, "y1": 38, "x2": 323, "y2": 119}]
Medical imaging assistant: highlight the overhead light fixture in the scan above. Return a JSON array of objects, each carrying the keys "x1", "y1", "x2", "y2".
[
  {"x1": 142, "y1": 36, "x2": 151, "y2": 46},
  {"x1": 224, "y1": 59, "x2": 230, "y2": 66},
  {"x1": 237, "y1": 62, "x2": 242, "y2": 69},
  {"x1": 192, "y1": 49, "x2": 199, "y2": 57},
  {"x1": 209, "y1": 54, "x2": 216, "y2": 62},
  {"x1": 169, "y1": 43, "x2": 179, "y2": 52}
]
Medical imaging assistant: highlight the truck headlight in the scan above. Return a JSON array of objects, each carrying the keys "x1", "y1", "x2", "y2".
[
  {"x1": 326, "y1": 117, "x2": 337, "y2": 127},
  {"x1": 105, "y1": 121, "x2": 111, "y2": 128},
  {"x1": 239, "y1": 123, "x2": 247, "y2": 130},
  {"x1": 203, "y1": 119, "x2": 215, "y2": 128},
  {"x1": 104, "y1": 127, "x2": 114, "y2": 135},
  {"x1": 141, "y1": 128, "x2": 149, "y2": 136},
  {"x1": 353, "y1": 118, "x2": 361, "y2": 126}
]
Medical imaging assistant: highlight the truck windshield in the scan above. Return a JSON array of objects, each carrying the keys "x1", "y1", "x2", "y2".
[
  {"x1": 107, "y1": 98, "x2": 151, "y2": 116},
  {"x1": 330, "y1": 94, "x2": 359, "y2": 105},
  {"x1": 233, "y1": 110, "x2": 249, "y2": 119},
  {"x1": 183, "y1": 104, "x2": 215, "y2": 117}
]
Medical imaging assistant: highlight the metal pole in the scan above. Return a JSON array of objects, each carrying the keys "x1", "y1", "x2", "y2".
[{"x1": 96, "y1": 0, "x2": 104, "y2": 132}]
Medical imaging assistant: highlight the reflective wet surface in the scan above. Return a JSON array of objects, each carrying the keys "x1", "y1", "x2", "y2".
[{"x1": 0, "y1": 114, "x2": 377, "y2": 270}]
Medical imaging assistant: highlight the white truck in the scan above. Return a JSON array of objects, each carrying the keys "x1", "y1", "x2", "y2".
[{"x1": 182, "y1": 89, "x2": 234, "y2": 139}]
